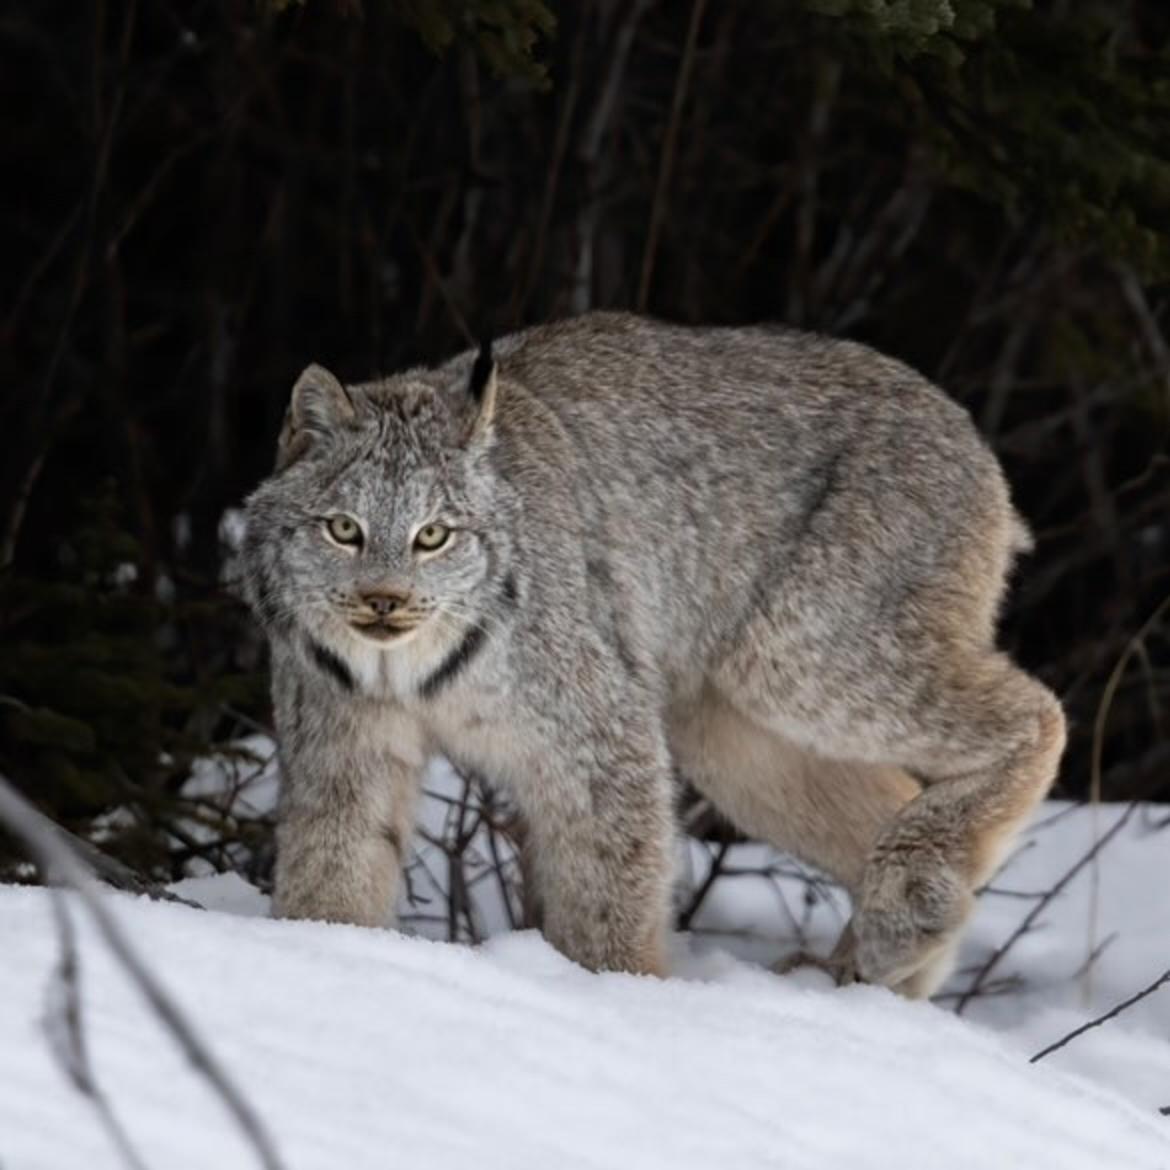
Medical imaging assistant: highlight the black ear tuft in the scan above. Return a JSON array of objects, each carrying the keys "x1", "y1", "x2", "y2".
[{"x1": 469, "y1": 337, "x2": 494, "y2": 402}]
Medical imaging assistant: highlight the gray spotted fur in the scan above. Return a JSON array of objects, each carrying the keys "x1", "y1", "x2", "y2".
[{"x1": 241, "y1": 312, "x2": 1065, "y2": 993}]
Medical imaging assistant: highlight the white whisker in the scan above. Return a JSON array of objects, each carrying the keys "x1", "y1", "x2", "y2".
[{"x1": 434, "y1": 605, "x2": 496, "y2": 639}]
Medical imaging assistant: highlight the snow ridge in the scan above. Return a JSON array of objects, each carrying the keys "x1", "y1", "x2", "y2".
[{"x1": 2, "y1": 875, "x2": 1168, "y2": 1170}]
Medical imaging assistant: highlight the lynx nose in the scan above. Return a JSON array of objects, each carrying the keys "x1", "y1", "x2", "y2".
[{"x1": 360, "y1": 590, "x2": 409, "y2": 617}]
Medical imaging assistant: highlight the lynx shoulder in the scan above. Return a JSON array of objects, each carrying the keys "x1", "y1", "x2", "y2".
[{"x1": 242, "y1": 311, "x2": 1064, "y2": 995}]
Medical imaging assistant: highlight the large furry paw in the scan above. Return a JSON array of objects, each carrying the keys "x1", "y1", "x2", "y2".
[{"x1": 848, "y1": 850, "x2": 972, "y2": 997}]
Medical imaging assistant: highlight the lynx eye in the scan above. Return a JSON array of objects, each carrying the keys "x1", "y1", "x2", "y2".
[
  {"x1": 325, "y1": 514, "x2": 363, "y2": 547},
  {"x1": 414, "y1": 522, "x2": 451, "y2": 552}
]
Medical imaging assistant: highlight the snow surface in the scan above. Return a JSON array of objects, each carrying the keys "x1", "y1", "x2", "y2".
[
  {"x1": 684, "y1": 799, "x2": 1170, "y2": 1117},
  {"x1": 2, "y1": 753, "x2": 1168, "y2": 1169}
]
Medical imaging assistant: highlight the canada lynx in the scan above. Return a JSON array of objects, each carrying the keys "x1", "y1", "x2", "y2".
[{"x1": 242, "y1": 312, "x2": 1064, "y2": 997}]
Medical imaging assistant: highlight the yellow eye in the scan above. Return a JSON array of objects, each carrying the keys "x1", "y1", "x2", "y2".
[
  {"x1": 414, "y1": 522, "x2": 451, "y2": 552},
  {"x1": 326, "y1": 514, "x2": 363, "y2": 546}
]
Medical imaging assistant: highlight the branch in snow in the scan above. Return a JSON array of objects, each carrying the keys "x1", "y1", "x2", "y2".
[
  {"x1": 1030, "y1": 966, "x2": 1170, "y2": 1065},
  {"x1": 0, "y1": 774, "x2": 286, "y2": 1170},
  {"x1": 677, "y1": 838, "x2": 732, "y2": 930},
  {"x1": 45, "y1": 887, "x2": 151, "y2": 1170},
  {"x1": 954, "y1": 801, "x2": 1139, "y2": 1014},
  {"x1": 51, "y1": 816, "x2": 203, "y2": 908}
]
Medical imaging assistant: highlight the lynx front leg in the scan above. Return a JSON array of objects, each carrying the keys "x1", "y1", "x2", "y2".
[
  {"x1": 271, "y1": 659, "x2": 423, "y2": 927},
  {"x1": 522, "y1": 720, "x2": 676, "y2": 976}
]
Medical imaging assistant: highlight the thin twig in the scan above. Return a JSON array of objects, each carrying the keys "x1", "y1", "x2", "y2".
[
  {"x1": 1031, "y1": 967, "x2": 1170, "y2": 1064},
  {"x1": 479, "y1": 787, "x2": 521, "y2": 930},
  {"x1": 408, "y1": 220, "x2": 474, "y2": 346},
  {"x1": 570, "y1": 0, "x2": 651, "y2": 314},
  {"x1": 45, "y1": 889, "x2": 151, "y2": 1170},
  {"x1": 677, "y1": 838, "x2": 731, "y2": 930},
  {"x1": 55, "y1": 819, "x2": 202, "y2": 908},
  {"x1": 954, "y1": 801, "x2": 1139, "y2": 1014},
  {"x1": 0, "y1": 775, "x2": 286, "y2": 1170},
  {"x1": 1115, "y1": 262, "x2": 1170, "y2": 408},
  {"x1": 637, "y1": 0, "x2": 708, "y2": 311},
  {"x1": 1085, "y1": 594, "x2": 1170, "y2": 998},
  {"x1": 510, "y1": 13, "x2": 588, "y2": 324}
]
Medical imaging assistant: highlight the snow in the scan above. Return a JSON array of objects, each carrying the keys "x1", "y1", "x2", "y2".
[
  {"x1": 682, "y1": 800, "x2": 1170, "y2": 1117},
  {"x1": 1, "y1": 754, "x2": 1168, "y2": 1169},
  {"x1": 402, "y1": 761, "x2": 1170, "y2": 1121}
]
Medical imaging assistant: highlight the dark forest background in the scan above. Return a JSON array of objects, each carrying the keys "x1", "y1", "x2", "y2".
[{"x1": 1, "y1": 0, "x2": 1168, "y2": 881}]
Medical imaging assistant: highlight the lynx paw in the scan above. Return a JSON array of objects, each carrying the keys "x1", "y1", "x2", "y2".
[{"x1": 849, "y1": 852, "x2": 972, "y2": 996}]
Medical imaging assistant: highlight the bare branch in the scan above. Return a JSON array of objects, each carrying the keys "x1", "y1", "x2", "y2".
[
  {"x1": 954, "y1": 801, "x2": 1139, "y2": 1014},
  {"x1": 54, "y1": 818, "x2": 202, "y2": 907},
  {"x1": 510, "y1": 15, "x2": 588, "y2": 325},
  {"x1": 0, "y1": 774, "x2": 286, "y2": 1170},
  {"x1": 570, "y1": 0, "x2": 651, "y2": 314},
  {"x1": 637, "y1": 0, "x2": 708, "y2": 311},
  {"x1": 1084, "y1": 593, "x2": 1170, "y2": 993},
  {"x1": 677, "y1": 838, "x2": 732, "y2": 929},
  {"x1": 45, "y1": 888, "x2": 151, "y2": 1170},
  {"x1": 1030, "y1": 966, "x2": 1170, "y2": 1064}
]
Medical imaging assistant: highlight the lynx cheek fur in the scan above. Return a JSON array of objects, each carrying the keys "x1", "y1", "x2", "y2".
[{"x1": 241, "y1": 312, "x2": 1065, "y2": 996}]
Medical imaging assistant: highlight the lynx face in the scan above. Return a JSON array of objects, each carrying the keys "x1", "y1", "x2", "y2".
[{"x1": 242, "y1": 360, "x2": 502, "y2": 657}]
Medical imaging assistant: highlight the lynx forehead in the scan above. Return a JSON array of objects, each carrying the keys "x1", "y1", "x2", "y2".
[{"x1": 242, "y1": 311, "x2": 1064, "y2": 996}]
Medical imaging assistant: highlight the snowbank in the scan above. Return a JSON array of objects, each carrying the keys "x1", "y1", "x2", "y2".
[
  {"x1": 3, "y1": 750, "x2": 1168, "y2": 1168},
  {"x1": 2, "y1": 873, "x2": 1168, "y2": 1169}
]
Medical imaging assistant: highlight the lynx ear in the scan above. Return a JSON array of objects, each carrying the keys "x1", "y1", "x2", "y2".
[
  {"x1": 291, "y1": 363, "x2": 355, "y2": 434},
  {"x1": 464, "y1": 338, "x2": 497, "y2": 444},
  {"x1": 277, "y1": 363, "x2": 355, "y2": 469}
]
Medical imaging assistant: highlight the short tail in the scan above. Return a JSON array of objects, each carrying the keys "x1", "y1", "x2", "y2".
[{"x1": 1010, "y1": 511, "x2": 1035, "y2": 556}]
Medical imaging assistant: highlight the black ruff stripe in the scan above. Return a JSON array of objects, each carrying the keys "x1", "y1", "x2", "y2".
[
  {"x1": 417, "y1": 624, "x2": 488, "y2": 700},
  {"x1": 306, "y1": 636, "x2": 356, "y2": 693}
]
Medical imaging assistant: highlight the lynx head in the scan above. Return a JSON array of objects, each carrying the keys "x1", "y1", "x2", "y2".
[{"x1": 241, "y1": 343, "x2": 505, "y2": 657}]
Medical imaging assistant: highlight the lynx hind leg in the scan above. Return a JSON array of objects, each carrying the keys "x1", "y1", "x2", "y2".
[
  {"x1": 817, "y1": 659, "x2": 1063, "y2": 999},
  {"x1": 845, "y1": 656, "x2": 1065, "y2": 993},
  {"x1": 708, "y1": 638, "x2": 1064, "y2": 998},
  {"x1": 668, "y1": 684, "x2": 920, "y2": 893}
]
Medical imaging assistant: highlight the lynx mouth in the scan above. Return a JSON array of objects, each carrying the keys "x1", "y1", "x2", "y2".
[{"x1": 348, "y1": 619, "x2": 418, "y2": 642}]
